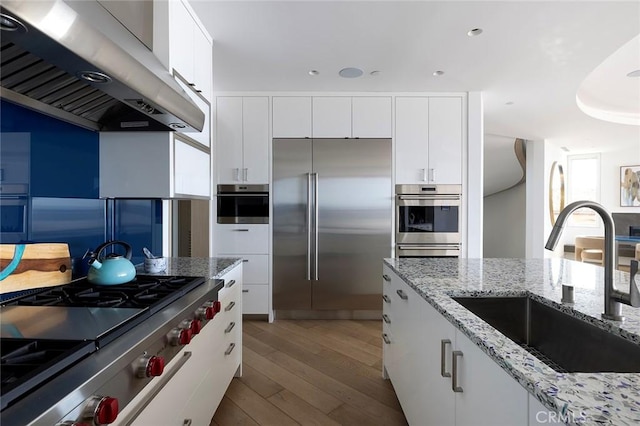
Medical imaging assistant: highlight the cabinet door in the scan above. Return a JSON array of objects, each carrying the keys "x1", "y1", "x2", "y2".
[
  {"x1": 216, "y1": 97, "x2": 243, "y2": 184},
  {"x1": 272, "y1": 97, "x2": 312, "y2": 138},
  {"x1": 242, "y1": 97, "x2": 269, "y2": 184},
  {"x1": 169, "y1": 0, "x2": 194, "y2": 84},
  {"x1": 454, "y1": 329, "x2": 528, "y2": 426},
  {"x1": 428, "y1": 97, "x2": 462, "y2": 184},
  {"x1": 352, "y1": 97, "x2": 392, "y2": 138},
  {"x1": 193, "y1": 25, "x2": 213, "y2": 102},
  {"x1": 395, "y1": 97, "x2": 429, "y2": 184},
  {"x1": 312, "y1": 97, "x2": 351, "y2": 138},
  {"x1": 174, "y1": 138, "x2": 210, "y2": 197}
]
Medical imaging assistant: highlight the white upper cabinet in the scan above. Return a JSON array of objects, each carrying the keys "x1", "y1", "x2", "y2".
[
  {"x1": 312, "y1": 97, "x2": 352, "y2": 138},
  {"x1": 156, "y1": 0, "x2": 213, "y2": 102},
  {"x1": 312, "y1": 96, "x2": 392, "y2": 138},
  {"x1": 352, "y1": 97, "x2": 392, "y2": 138},
  {"x1": 272, "y1": 97, "x2": 312, "y2": 138},
  {"x1": 99, "y1": 133, "x2": 210, "y2": 199},
  {"x1": 216, "y1": 97, "x2": 269, "y2": 184},
  {"x1": 395, "y1": 96, "x2": 463, "y2": 185}
]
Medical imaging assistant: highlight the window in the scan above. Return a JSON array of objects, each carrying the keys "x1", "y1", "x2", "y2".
[{"x1": 567, "y1": 154, "x2": 600, "y2": 226}]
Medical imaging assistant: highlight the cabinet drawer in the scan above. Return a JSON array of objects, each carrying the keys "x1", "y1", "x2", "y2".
[
  {"x1": 233, "y1": 255, "x2": 268, "y2": 284},
  {"x1": 242, "y1": 284, "x2": 269, "y2": 314},
  {"x1": 215, "y1": 224, "x2": 269, "y2": 254}
]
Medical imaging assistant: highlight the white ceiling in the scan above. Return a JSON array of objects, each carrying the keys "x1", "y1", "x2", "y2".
[{"x1": 191, "y1": 0, "x2": 640, "y2": 153}]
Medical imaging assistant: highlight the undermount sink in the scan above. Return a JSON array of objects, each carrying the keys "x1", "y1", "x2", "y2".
[{"x1": 452, "y1": 295, "x2": 640, "y2": 373}]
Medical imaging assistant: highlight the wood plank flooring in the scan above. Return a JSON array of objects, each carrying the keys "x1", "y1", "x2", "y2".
[{"x1": 211, "y1": 320, "x2": 407, "y2": 426}]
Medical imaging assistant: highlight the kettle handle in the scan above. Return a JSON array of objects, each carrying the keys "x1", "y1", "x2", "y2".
[{"x1": 94, "y1": 240, "x2": 133, "y2": 260}]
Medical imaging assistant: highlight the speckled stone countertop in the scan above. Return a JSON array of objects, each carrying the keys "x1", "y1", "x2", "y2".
[
  {"x1": 384, "y1": 257, "x2": 640, "y2": 426},
  {"x1": 136, "y1": 257, "x2": 242, "y2": 279}
]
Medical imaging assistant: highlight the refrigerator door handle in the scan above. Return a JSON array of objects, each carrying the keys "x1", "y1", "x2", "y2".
[
  {"x1": 313, "y1": 172, "x2": 319, "y2": 281},
  {"x1": 306, "y1": 173, "x2": 312, "y2": 280}
]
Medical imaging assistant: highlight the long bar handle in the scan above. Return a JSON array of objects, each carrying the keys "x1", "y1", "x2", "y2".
[
  {"x1": 382, "y1": 314, "x2": 391, "y2": 324},
  {"x1": 306, "y1": 173, "x2": 312, "y2": 281},
  {"x1": 243, "y1": 168, "x2": 248, "y2": 181},
  {"x1": 382, "y1": 295, "x2": 391, "y2": 303},
  {"x1": 313, "y1": 172, "x2": 319, "y2": 281},
  {"x1": 224, "y1": 321, "x2": 236, "y2": 334},
  {"x1": 397, "y1": 195, "x2": 461, "y2": 201},
  {"x1": 452, "y1": 350, "x2": 464, "y2": 392},
  {"x1": 396, "y1": 289, "x2": 408, "y2": 300},
  {"x1": 440, "y1": 339, "x2": 451, "y2": 377},
  {"x1": 382, "y1": 333, "x2": 391, "y2": 345},
  {"x1": 429, "y1": 168, "x2": 436, "y2": 182},
  {"x1": 120, "y1": 352, "x2": 193, "y2": 425},
  {"x1": 422, "y1": 168, "x2": 427, "y2": 182},
  {"x1": 226, "y1": 279, "x2": 236, "y2": 288},
  {"x1": 225, "y1": 301, "x2": 236, "y2": 312},
  {"x1": 225, "y1": 343, "x2": 236, "y2": 356},
  {"x1": 382, "y1": 274, "x2": 391, "y2": 282}
]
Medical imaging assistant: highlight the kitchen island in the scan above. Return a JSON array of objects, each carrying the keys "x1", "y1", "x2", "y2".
[{"x1": 383, "y1": 257, "x2": 640, "y2": 426}]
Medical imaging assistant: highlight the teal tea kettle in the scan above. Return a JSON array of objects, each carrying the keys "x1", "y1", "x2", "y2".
[{"x1": 86, "y1": 241, "x2": 136, "y2": 285}]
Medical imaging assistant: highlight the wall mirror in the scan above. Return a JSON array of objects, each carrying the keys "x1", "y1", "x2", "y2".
[{"x1": 549, "y1": 161, "x2": 565, "y2": 225}]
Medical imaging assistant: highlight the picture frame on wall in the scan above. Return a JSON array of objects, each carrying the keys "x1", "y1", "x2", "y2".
[{"x1": 620, "y1": 165, "x2": 640, "y2": 207}]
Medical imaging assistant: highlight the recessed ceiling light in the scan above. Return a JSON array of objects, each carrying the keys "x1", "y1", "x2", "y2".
[
  {"x1": 339, "y1": 67, "x2": 363, "y2": 78},
  {"x1": 433, "y1": 70, "x2": 444, "y2": 76},
  {"x1": 308, "y1": 70, "x2": 319, "y2": 76},
  {"x1": 467, "y1": 28, "x2": 483, "y2": 37},
  {"x1": 627, "y1": 70, "x2": 640, "y2": 78},
  {"x1": 370, "y1": 70, "x2": 380, "y2": 76}
]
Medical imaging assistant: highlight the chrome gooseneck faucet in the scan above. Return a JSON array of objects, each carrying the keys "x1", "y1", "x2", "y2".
[{"x1": 545, "y1": 200, "x2": 640, "y2": 321}]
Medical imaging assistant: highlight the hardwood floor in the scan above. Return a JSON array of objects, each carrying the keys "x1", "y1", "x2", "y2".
[{"x1": 211, "y1": 320, "x2": 407, "y2": 426}]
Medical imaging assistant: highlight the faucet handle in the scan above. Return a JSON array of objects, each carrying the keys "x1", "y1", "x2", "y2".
[{"x1": 629, "y1": 259, "x2": 640, "y2": 307}]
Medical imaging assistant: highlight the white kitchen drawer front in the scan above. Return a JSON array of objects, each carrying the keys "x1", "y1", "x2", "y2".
[
  {"x1": 215, "y1": 224, "x2": 269, "y2": 254},
  {"x1": 242, "y1": 284, "x2": 269, "y2": 314},
  {"x1": 237, "y1": 254, "x2": 269, "y2": 284}
]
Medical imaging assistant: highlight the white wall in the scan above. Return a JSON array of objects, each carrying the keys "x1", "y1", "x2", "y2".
[
  {"x1": 484, "y1": 183, "x2": 526, "y2": 258},
  {"x1": 526, "y1": 139, "x2": 546, "y2": 258}
]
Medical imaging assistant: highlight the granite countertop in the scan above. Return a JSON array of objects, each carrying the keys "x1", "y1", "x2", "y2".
[
  {"x1": 136, "y1": 257, "x2": 242, "y2": 280},
  {"x1": 384, "y1": 257, "x2": 640, "y2": 425}
]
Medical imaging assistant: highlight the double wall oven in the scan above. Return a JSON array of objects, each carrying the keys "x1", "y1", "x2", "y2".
[{"x1": 395, "y1": 184, "x2": 462, "y2": 257}]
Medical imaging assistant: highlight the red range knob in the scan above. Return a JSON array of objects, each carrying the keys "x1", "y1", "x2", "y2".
[
  {"x1": 180, "y1": 328, "x2": 193, "y2": 345},
  {"x1": 95, "y1": 397, "x2": 118, "y2": 425},
  {"x1": 146, "y1": 356, "x2": 165, "y2": 377},
  {"x1": 205, "y1": 305, "x2": 215, "y2": 319},
  {"x1": 213, "y1": 300, "x2": 221, "y2": 313},
  {"x1": 190, "y1": 319, "x2": 202, "y2": 335}
]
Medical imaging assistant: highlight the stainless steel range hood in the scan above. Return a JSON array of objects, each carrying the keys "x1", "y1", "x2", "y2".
[{"x1": 0, "y1": 0, "x2": 205, "y2": 132}]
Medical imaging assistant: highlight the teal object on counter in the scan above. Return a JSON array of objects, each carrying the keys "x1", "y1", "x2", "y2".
[{"x1": 87, "y1": 241, "x2": 136, "y2": 285}]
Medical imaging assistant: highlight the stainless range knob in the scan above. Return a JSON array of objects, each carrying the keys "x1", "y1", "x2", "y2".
[
  {"x1": 136, "y1": 354, "x2": 165, "y2": 378},
  {"x1": 79, "y1": 395, "x2": 119, "y2": 425}
]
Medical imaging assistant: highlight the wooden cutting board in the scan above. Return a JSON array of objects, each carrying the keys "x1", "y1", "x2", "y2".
[{"x1": 0, "y1": 243, "x2": 72, "y2": 294}]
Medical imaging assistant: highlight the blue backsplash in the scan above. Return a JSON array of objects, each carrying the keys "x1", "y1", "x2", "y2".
[{"x1": 0, "y1": 100, "x2": 162, "y2": 278}]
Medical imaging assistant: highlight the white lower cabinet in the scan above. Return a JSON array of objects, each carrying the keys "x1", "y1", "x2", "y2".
[{"x1": 383, "y1": 267, "x2": 528, "y2": 426}]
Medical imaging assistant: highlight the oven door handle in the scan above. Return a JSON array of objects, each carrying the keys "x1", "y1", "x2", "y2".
[
  {"x1": 398, "y1": 245, "x2": 460, "y2": 250},
  {"x1": 397, "y1": 195, "x2": 460, "y2": 201},
  {"x1": 217, "y1": 193, "x2": 268, "y2": 197},
  {"x1": 118, "y1": 351, "x2": 193, "y2": 426}
]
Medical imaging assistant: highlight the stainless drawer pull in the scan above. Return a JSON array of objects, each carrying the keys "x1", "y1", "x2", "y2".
[
  {"x1": 242, "y1": 259, "x2": 249, "y2": 262},
  {"x1": 225, "y1": 301, "x2": 236, "y2": 311},
  {"x1": 382, "y1": 295, "x2": 391, "y2": 303},
  {"x1": 225, "y1": 322, "x2": 236, "y2": 334},
  {"x1": 383, "y1": 274, "x2": 391, "y2": 282},
  {"x1": 382, "y1": 333, "x2": 391, "y2": 345},
  {"x1": 440, "y1": 339, "x2": 451, "y2": 378},
  {"x1": 183, "y1": 420, "x2": 192, "y2": 426},
  {"x1": 452, "y1": 350, "x2": 464, "y2": 393},
  {"x1": 242, "y1": 289, "x2": 249, "y2": 293},
  {"x1": 233, "y1": 229, "x2": 249, "y2": 232},
  {"x1": 396, "y1": 289, "x2": 408, "y2": 300},
  {"x1": 225, "y1": 342, "x2": 236, "y2": 356},
  {"x1": 382, "y1": 314, "x2": 391, "y2": 324},
  {"x1": 226, "y1": 279, "x2": 236, "y2": 288}
]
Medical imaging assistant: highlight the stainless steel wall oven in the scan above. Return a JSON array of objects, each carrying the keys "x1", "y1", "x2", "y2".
[
  {"x1": 217, "y1": 184, "x2": 269, "y2": 224},
  {"x1": 395, "y1": 184, "x2": 461, "y2": 257},
  {"x1": 0, "y1": 184, "x2": 29, "y2": 243}
]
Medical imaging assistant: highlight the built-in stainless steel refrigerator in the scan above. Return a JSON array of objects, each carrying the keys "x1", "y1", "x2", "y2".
[{"x1": 273, "y1": 138, "x2": 392, "y2": 313}]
